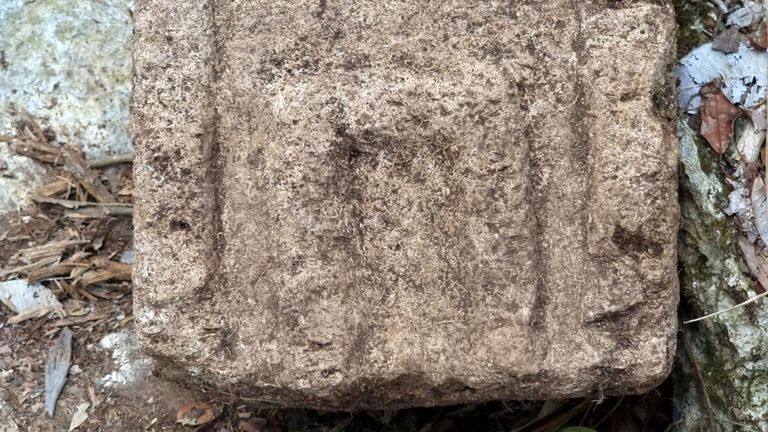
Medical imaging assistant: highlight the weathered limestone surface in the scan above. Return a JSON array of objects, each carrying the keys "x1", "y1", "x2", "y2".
[{"x1": 133, "y1": 0, "x2": 679, "y2": 409}]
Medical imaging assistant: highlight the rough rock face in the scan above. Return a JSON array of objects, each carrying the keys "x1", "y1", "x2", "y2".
[
  {"x1": 133, "y1": 0, "x2": 679, "y2": 409},
  {"x1": 0, "y1": 0, "x2": 133, "y2": 223}
]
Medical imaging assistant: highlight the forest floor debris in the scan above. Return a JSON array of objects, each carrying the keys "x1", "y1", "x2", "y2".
[{"x1": 676, "y1": 2, "x2": 768, "y2": 320}]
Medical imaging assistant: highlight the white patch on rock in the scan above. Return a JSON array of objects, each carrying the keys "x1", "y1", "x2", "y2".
[
  {"x1": 0, "y1": 279, "x2": 63, "y2": 316},
  {"x1": 98, "y1": 331, "x2": 153, "y2": 388},
  {"x1": 0, "y1": 145, "x2": 48, "y2": 223},
  {"x1": 119, "y1": 249, "x2": 134, "y2": 265}
]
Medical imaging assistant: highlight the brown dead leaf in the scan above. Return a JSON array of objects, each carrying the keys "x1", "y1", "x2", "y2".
[
  {"x1": 712, "y1": 27, "x2": 745, "y2": 53},
  {"x1": 700, "y1": 81, "x2": 742, "y2": 154},
  {"x1": 176, "y1": 401, "x2": 218, "y2": 427}
]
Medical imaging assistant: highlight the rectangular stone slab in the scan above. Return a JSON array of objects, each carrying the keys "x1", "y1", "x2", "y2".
[{"x1": 133, "y1": 0, "x2": 679, "y2": 409}]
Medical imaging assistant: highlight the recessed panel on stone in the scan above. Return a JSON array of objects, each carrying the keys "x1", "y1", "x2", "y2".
[{"x1": 133, "y1": 0, "x2": 679, "y2": 409}]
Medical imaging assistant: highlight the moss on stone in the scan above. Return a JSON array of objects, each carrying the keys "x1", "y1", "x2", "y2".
[{"x1": 672, "y1": 0, "x2": 718, "y2": 58}]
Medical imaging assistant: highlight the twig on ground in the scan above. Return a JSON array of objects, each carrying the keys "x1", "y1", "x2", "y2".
[
  {"x1": 87, "y1": 152, "x2": 134, "y2": 169},
  {"x1": 31, "y1": 196, "x2": 133, "y2": 216},
  {"x1": 683, "y1": 290, "x2": 768, "y2": 324}
]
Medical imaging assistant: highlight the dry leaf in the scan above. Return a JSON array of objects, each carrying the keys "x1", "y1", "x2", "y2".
[
  {"x1": 45, "y1": 328, "x2": 73, "y2": 417},
  {"x1": 176, "y1": 401, "x2": 218, "y2": 426},
  {"x1": 736, "y1": 117, "x2": 766, "y2": 162},
  {"x1": 726, "y1": 1, "x2": 764, "y2": 28},
  {"x1": 700, "y1": 81, "x2": 742, "y2": 154},
  {"x1": 712, "y1": 27, "x2": 745, "y2": 53},
  {"x1": 749, "y1": 25, "x2": 767, "y2": 50},
  {"x1": 68, "y1": 402, "x2": 90, "y2": 431}
]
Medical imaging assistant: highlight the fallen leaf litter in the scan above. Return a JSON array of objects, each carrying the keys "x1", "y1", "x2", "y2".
[{"x1": 677, "y1": 12, "x2": 768, "y2": 322}]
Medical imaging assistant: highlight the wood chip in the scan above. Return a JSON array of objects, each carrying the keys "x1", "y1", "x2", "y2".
[
  {"x1": 8, "y1": 109, "x2": 114, "y2": 202},
  {"x1": 7, "y1": 307, "x2": 53, "y2": 325},
  {"x1": 0, "y1": 256, "x2": 60, "y2": 279},
  {"x1": 68, "y1": 402, "x2": 89, "y2": 431},
  {"x1": 62, "y1": 149, "x2": 115, "y2": 204},
  {"x1": 33, "y1": 177, "x2": 77, "y2": 198},
  {"x1": 45, "y1": 328, "x2": 73, "y2": 417},
  {"x1": 9, "y1": 239, "x2": 88, "y2": 266},
  {"x1": 27, "y1": 252, "x2": 91, "y2": 283},
  {"x1": 65, "y1": 205, "x2": 133, "y2": 218},
  {"x1": 30, "y1": 196, "x2": 133, "y2": 218},
  {"x1": 54, "y1": 314, "x2": 108, "y2": 327},
  {"x1": 77, "y1": 258, "x2": 132, "y2": 288}
]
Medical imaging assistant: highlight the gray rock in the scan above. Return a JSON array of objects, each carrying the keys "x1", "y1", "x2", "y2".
[
  {"x1": 133, "y1": 0, "x2": 679, "y2": 409},
  {"x1": 0, "y1": 145, "x2": 47, "y2": 223},
  {"x1": 0, "y1": 0, "x2": 133, "y2": 218}
]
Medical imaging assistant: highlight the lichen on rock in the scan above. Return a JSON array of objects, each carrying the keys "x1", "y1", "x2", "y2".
[{"x1": 677, "y1": 120, "x2": 768, "y2": 430}]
